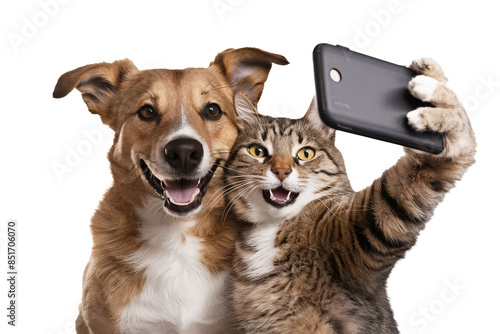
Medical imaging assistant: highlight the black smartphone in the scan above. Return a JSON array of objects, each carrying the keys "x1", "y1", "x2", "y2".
[{"x1": 313, "y1": 43, "x2": 443, "y2": 154}]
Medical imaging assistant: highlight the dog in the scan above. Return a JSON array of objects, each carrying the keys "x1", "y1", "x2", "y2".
[{"x1": 53, "y1": 47, "x2": 288, "y2": 334}]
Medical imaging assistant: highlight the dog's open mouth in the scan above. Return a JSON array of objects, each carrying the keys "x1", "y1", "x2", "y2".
[
  {"x1": 140, "y1": 159, "x2": 218, "y2": 214},
  {"x1": 262, "y1": 186, "x2": 299, "y2": 208}
]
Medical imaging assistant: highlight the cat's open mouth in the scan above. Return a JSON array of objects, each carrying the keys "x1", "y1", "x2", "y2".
[
  {"x1": 263, "y1": 186, "x2": 299, "y2": 208},
  {"x1": 140, "y1": 159, "x2": 218, "y2": 215}
]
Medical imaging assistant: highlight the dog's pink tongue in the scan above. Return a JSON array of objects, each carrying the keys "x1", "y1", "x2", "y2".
[
  {"x1": 164, "y1": 179, "x2": 199, "y2": 205},
  {"x1": 271, "y1": 187, "x2": 289, "y2": 201}
]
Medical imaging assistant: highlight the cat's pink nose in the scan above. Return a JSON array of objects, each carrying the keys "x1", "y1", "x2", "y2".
[{"x1": 272, "y1": 167, "x2": 292, "y2": 181}]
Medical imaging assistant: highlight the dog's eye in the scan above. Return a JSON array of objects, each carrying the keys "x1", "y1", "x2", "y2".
[
  {"x1": 297, "y1": 147, "x2": 315, "y2": 161},
  {"x1": 248, "y1": 144, "x2": 268, "y2": 158},
  {"x1": 202, "y1": 103, "x2": 222, "y2": 120},
  {"x1": 138, "y1": 105, "x2": 158, "y2": 121}
]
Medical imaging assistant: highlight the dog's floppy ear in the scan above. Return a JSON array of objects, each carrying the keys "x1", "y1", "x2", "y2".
[
  {"x1": 211, "y1": 47, "x2": 288, "y2": 105},
  {"x1": 53, "y1": 59, "x2": 138, "y2": 130}
]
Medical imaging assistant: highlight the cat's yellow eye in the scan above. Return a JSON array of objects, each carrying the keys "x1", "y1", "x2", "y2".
[
  {"x1": 297, "y1": 147, "x2": 315, "y2": 161},
  {"x1": 248, "y1": 144, "x2": 268, "y2": 158}
]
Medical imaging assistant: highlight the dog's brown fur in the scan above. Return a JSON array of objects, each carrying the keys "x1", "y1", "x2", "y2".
[{"x1": 54, "y1": 48, "x2": 288, "y2": 333}]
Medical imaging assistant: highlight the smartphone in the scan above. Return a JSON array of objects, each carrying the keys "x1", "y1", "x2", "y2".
[{"x1": 313, "y1": 43, "x2": 444, "y2": 154}]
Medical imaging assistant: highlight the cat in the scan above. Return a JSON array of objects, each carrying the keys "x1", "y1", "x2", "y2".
[{"x1": 222, "y1": 58, "x2": 476, "y2": 333}]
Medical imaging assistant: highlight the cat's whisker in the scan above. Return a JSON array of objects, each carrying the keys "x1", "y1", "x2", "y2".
[
  {"x1": 298, "y1": 185, "x2": 360, "y2": 225},
  {"x1": 212, "y1": 174, "x2": 267, "y2": 186},
  {"x1": 222, "y1": 184, "x2": 257, "y2": 225},
  {"x1": 223, "y1": 183, "x2": 261, "y2": 224},
  {"x1": 149, "y1": 200, "x2": 164, "y2": 215},
  {"x1": 154, "y1": 203, "x2": 165, "y2": 216},
  {"x1": 209, "y1": 180, "x2": 263, "y2": 202},
  {"x1": 208, "y1": 180, "x2": 257, "y2": 209},
  {"x1": 304, "y1": 180, "x2": 365, "y2": 211},
  {"x1": 218, "y1": 164, "x2": 258, "y2": 175},
  {"x1": 210, "y1": 178, "x2": 260, "y2": 202}
]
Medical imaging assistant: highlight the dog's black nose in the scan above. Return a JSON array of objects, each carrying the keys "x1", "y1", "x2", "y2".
[{"x1": 164, "y1": 138, "x2": 204, "y2": 172}]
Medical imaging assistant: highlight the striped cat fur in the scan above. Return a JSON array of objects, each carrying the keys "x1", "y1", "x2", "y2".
[{"x1": 223, "y1": 58, "x2": 476, "y2": 334}]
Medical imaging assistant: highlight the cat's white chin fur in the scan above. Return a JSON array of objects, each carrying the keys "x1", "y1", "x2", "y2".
[
  {"x1": 244, "y1": 190, "x2": 303, "y2": 224},
  {"x1": 243, "y1": 169, "x2": 318, "y2": 224}
]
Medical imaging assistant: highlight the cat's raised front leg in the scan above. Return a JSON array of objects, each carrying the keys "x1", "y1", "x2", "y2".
[{"x1": 347, "y1": 58, "x2": 476, "y2": 272}]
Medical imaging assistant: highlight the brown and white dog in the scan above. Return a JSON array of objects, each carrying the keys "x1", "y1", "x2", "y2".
[{"x1": 53, "y1": 48, "x2": 288, "y2": 334}]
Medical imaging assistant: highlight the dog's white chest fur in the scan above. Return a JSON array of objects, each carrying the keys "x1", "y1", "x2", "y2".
[{"x1": 119, "y1": 198, "x2": 229, "y2": 334}]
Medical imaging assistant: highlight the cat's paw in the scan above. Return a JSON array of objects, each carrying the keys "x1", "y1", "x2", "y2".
[
  {"x1": 406, "y1": 108, "x2": 428, "y2": 132},
  {"x1": 409, "y1": 58, "x2": 447, "y2": 83},
  {"x1": 406, "y1": 60, "x2": 476, "y2": 159},
  {"x1": 408, "y1": 75, "x2": 440, "y2": 102}
]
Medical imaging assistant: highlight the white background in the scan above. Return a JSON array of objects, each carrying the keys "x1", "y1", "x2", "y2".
[{"x1": 1, "y1": 0, "x2": 499, "y2": 333}]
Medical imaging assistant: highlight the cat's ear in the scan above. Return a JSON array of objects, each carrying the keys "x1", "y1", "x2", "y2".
[
  {"x1": 304, "y1": 96, "x2": 335, "y2": 138},
  {"x1": 234, "y1": 93, "x2": 261, "y2": 130}
]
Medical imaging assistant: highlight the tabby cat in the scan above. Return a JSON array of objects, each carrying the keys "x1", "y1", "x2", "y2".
[{"x1": 223, "y1": 58, "x2": 476, "y2": 333}]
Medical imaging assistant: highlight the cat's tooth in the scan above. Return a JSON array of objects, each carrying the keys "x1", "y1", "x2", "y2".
[
  {"x1": 269, "y1": 190, "x2": 276, "y2": 201},
  {"x1": 286, "y1": 192, "x2": 291, "y2": 201}
]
